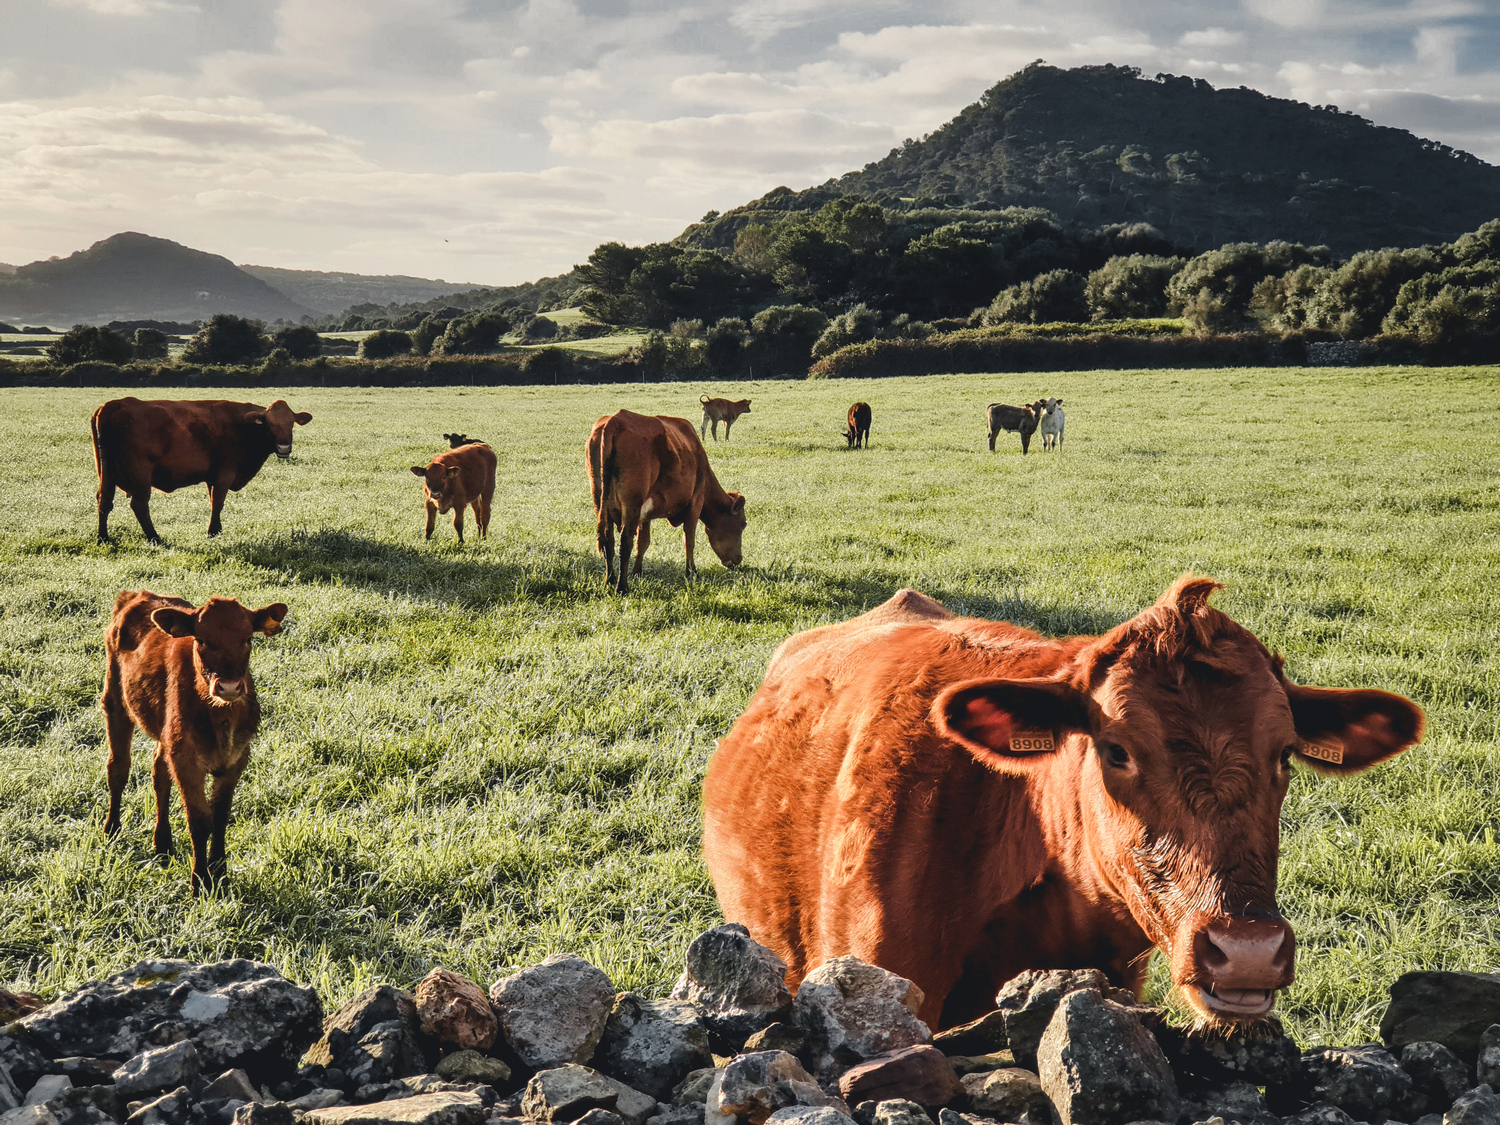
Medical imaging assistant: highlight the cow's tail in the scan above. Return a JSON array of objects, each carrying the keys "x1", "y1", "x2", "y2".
[
  {"x1": 590, "y1": 418, "x2": 614, "y2": 517},
  {"x1": 90, "y1": 405, "x2": 111, "y2": 489},
  {"x1": 700, "y1": 393, "x2": 711, "y2": 405}
]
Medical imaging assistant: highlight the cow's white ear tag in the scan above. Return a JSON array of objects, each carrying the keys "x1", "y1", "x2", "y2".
[
  {"x1": 1300, "y1": 741, "x2": 1344, "y2": 765},
  {"x1": 1010, "y1": 730, "x2": 1055, "y2": 753}
]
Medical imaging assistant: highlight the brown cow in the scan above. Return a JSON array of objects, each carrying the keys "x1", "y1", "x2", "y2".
[
  {"x1": 410, "y1": 442, "x2": 497, "y2": 542},
  {"x1": 587, "y1": 410, "x2": 746, "y2": 594},
  {"x1": 700, "y1": 394, "x2": 751, "y2": 441},
  {"x1": 843, "y1": 402, "x2": 872, "y2": 449},
  {"x1": 703, "y1": 576, "x2": 1423, "y2": 1030},
  {"x1": 102, "y1": 589, "x2": 289, "y2": 895},
  {"x1": 986, "y1": 400, "x2": 1044, "y2": 454},
  {"x1": 92, "y1": 397, "x2": 313, "y2": 543}
]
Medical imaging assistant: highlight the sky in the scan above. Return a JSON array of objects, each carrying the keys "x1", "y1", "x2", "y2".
[{"x1": 2, "y1": 0, "x2": 1498, "y2": 286}]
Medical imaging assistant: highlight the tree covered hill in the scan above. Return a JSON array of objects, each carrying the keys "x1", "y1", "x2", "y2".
[
  {"x1": 683, "y1": 63, "x2": 1500, "y2": 258},
  {"x1": 238, "y1": 266, "x2": 490, "y2": 316}
]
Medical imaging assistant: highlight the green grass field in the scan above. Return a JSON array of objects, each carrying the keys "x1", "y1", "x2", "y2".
[{"x1": 1, "y1": 366, "x2": 1497, "y2": 1047}]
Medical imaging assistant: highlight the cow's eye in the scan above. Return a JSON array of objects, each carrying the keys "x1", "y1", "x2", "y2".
[
  {"x1": 1280, "y1": 745, "x2": 1296, "y2": 769},
  {"x1": 1104, "y1": 743, "x2": 1130, "y2": 768}
]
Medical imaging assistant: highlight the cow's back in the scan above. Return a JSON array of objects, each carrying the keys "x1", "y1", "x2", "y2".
[
  {"x1": 94, "y1": 399, "x2": 254, "y2": 490},
  {"x1": 590, "y1": 411, "x2": 705, "y2": 515}
]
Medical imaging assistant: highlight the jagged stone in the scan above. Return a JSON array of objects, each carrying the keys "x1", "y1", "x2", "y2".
[
  {"x1": 574, "y1": 1112, "x2": 623, "y2": 1125},
  {"x1": 1178, "y1": 1081, "x2": 1276, "y2": 1125},
  {"x1": 41, "y1": 1085, "x2": 125, "y2": 1125},
  {"x1": 1381, "y1": 974, "x2": 1500, "y2": 1053},
  {"x1": 837, "y1": 1048, "x2": 959, "y2": 1109},
  {"x1": 713, "y1": 1052, "x2": 845, "y2": 1125},
  {"x1": 1170, "y1": 1018, "x2": 1302, "y2": 1090},
  {"x1": 870, "y1": 1100, "x2": 930, "y2": 1125},
  {"x1": 761, "y1": 1109, "x2": 855, "y2": 1125},
  {"x1": 230, "y1": 1103, "x2": 293, "y2": 1125},
  {"x1": 1279, "y1": 1106, "x2": 1359, "y2": 1125},
  {"x1": 304, "y1": 1092, "x2": 488, "y2": 1125},
  {"x1": 1, "y1": 1042, "x2": 54, "y2": 1097},
  {"x1": 669, "y1": 1072, "x2": 717, "y2": 1109},
  {"x1": 125, "y1": 1085, "x2": 192, "y2": 1125},
  {"x1": 306, "y1": 989, "x2": 427, "y2": 1093},
  {"x1": 0, "y1": 994, "x2": 44, "y2": 1025},
  {"x1": 48, "y1": 1064, "x2": 121, "y2": 1091},
  {"x1": 933, "y1": 1110, "x2": 995, "y2": 1125},
  {"x1": 930, "y1": 1015, "x2": 1006, "y2": 1061},
  {"x1": 671, "y1": 927, "x2": 792, "y2": 1055},
  {"x1": 1, "y1": 1108, "x2": 62, "y2": 1125},
  {"x1": 1444, "y1": 1087, "x2": 1500, "y2": 1125},
  {"x1": 1035, "y1": 989, "x2": 1179, "y2": 1125},
  {"x1": 1, "y1": 1067, "x2": 20, "y2": 1114},
  {"x1": 645, "y1": 1108, "x2": 702, "y2": 1125},
  {"x1": 790, "y1": 960, "x2": 929, "y2": 1083},
  {"x1": 203, "y1": 1073, "x2": 260, "y2": 1106},
  {"x1": 959, "y1": 1067, "x2": 1047, "y2": 1121},
  {"x1": 291, "y1": 1090, "x2": 345, "y2": 1110},
  {"x1": 740, "y1": 1030, "x2": 804, "y2": 1061},
  {"x1": 521, "y1": 1068, "x2": 621, "y2": 1124},
  {"x1": 995, "y1": 970, "x2": 1134, "y2": 1074},
  {"x1": 941, "y1": 1056, "x2": 1013, "y2": 1078},
  {"x1": 414, "y1": 974, "x2": 496, "y2": 1056},
  {"x1": 114, "y1": 1043, "x2": 201, "y2": 1099},
  {"x1": 1291, "y1": 1045, "x2": 1413, "y2": 1123},
  {"x1": 11, "y1": 962, "x2": 320, "y2": 1087},
  {"x1": 595, "y1": 996, "x2": 711, "y2": 1103},
  {"x1": 492, "y1": 958, "x2": 615, "y2": 1073},
  {"x1": 434, "y1": 1053, "x2": 510, "y2": 1088},
  {"x1": 1400, "y1": 1043, "x2": 1469, "y2": 1118},
  {"x1": 25, "y1": 1079, "x2": 72, "y2": 1108},
  {"x1": 1480, "y1": 1026, "x2": 1500, "y2": 1089}
]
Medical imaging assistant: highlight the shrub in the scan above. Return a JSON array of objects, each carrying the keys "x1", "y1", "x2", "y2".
[
  {"x1": 1382, "y1": 262, "x2": 1500, "y2": 349},
  {"x1": 182, "y1": 314, "x2": 270, "y2": 365},
  {"x1": 1165, "y1": 242, "x2": 1327, "y2": 329},
  {"x1": 813, "y1": 304, "x2": 882, "y2": 357},
  {"x1": 632, "y1": 331, "x2": 668, "y2": 379},
  {"x1": 985, "y1": 269, "x2": 1088, "y2": 325},
  {"x1": 434, "y1": 309, "x2": 513, "y2": 355},
  {"x1": 520, "y1": 316, "x2": 559, "y2": 340},
  {"x1": 706, "y1": 318, "x2": 750, "y2": 375},
  {"x1": 47, "y1": 325, "x2": 135, "y2": 365},
  {"x1": 1086, "y1": 255, "x2": 1183, "y2": 319},
  {"x1": 358, "y1": 330, "x2": 414, "y2": 359},
  {"x1": 561, "y1": 320, "x2": 610, "y2": 340},
  {"x1": 746, "y1": 304, "x2": 829, "y2": 376},
  {"x1": 271, "y1": 324, "x2": 323, "y2": 359},
  {"x1": 262, "y1": 347, "x2": 294, "y2": 376},
  {"x1": 412, "y1": 316, "x2": 449, "y2": 356},
  {"x1": 131, "y1": 328, "x2": 170, "y2": 361}
]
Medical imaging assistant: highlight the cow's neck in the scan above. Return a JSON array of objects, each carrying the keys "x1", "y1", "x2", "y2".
[{"x1": 700, "y1": 470, "x2": 735, "y2": 524}]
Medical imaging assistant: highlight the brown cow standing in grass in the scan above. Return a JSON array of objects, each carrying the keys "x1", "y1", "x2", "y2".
[
  {"x1": 986, "y1": 399, "x2": 1044, "y2": 453},
  {"x1": 703, "y1": 576, "x2": 1423, "y2": 1031},
  {"x1": 102, "y1": 589, "x2": 289, "y2": 896},
  {"x1": 410, "y1": 441, "x2": 497, "y2": 543},
  {"x1": 700, "y1": 394, "x2": 751, "y2": 441},
  {"x1": 92, "y1": 397, "x2": 313, "y2": 543},
  {"x1": 587, "y1": 410, "x2": 746, "y2": 595},
  {"x1": 843, "y1": 402, "x2": 872, "y2": 449}
]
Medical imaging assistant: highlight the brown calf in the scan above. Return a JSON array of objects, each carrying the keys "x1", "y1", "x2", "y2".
[
  {"x1": 700, "y1": 394, "x2": 751, "y2": 441},
  {"x1": 102, "y1": 589, "x2": 288, "y2": 895},
  {"x1": 587, "y1": 410, "x2": 746, "y2": 594},
  {"x1": 411, "y1": 442, "x2": 497, "y2": 542},
  {"x1": 92, "y1": 397, "x2": 312, "y2": 543},
  {"x1": 986, "y1": 400, "x2": 1044, "y2": 454},
  {"x1": 444, "y1": 432, "x2": 483, "y2": 448},
  {"x1": 843, "y1": 402, "x2": 872, "y2": 449}
]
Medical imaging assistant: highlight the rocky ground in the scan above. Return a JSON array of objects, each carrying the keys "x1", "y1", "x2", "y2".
[{"x1": 3, "y1": 926, "x2": 1499, "y2": 1125}]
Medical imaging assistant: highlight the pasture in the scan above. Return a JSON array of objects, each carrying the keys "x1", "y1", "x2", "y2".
[{"x1": 1, "y1": 366, "x2": 1497, "y2": 1047}]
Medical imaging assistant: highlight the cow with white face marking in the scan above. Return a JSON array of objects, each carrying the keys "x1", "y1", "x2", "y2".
[{"x1": 1039, "y1": 398, "x2": 1065, "y2": 451}]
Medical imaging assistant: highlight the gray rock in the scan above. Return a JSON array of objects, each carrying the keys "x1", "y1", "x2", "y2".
[
  {"x1": 595, "y1": 1080, "x2": 654, "y2": 1125},
  {"x1": 930, "y1": 1016, "x2": 1006, "y2": 1061},
  {"x1": 203, "y1": 1073, "x2": 260, "y2": 1105},
  {"x1": 115, "y1": 1043, "x2": 202, "y2": 1099},
  {"x1": 958, "y1": 1069, "x2": 1047, "y2": 1121},
  {"x1": 1036, "y1": 989, "x2": 1179, "y2": 1125},
  {"x1": 1381, "y1": 974, "x2": 1500, "y2": 1054},
  {"x1": 762, "y1": 1109, "x2": 855, "y2": 1125},
  {"x1": 934, "y1": 1110, "x2": 997, "y2": 1125},
  {"x1": 125, "y1": 1086, "x2": 192, "y2": 1125},
  {"x1": 306, "y1": 989, "x2": 427, "y2": 1092},
  {"x1": 595, "y1": 996, "x2": 711, "y2": 1103},
  {"x1": 1417, "y1": 1114, "x2": 1446, "y2": 1125},
  {"x1": 1280, "y1": 1109, "x2": 1359, "y2": 1125},
  {"x1": 305, "y1": 1093, "x2": 489, "y2": 1125},
  {"x1": 230, "y1": 1104, "x2": 293, "y2": 1125},
  {"x1": 436, "y1": 1055, "x2": 511, "y2": 1089},
  {"x1": 671, "y1": 927, "x2": 793, "y2": 1054},
  {"x1": 646, "y1": 1108, "x2": 703, "y2": 1125},
  {"x1": 39, "y1": 1084, "x2": 124, "y2": 1125},
  {"x1": 1400, "y1": 1043, "x2": 1470, "y2": 1118},
  {"x1": 522, "y1": 1068, "x2": 620, "y2": 1123},
  {"x1": 1178, "y1": 1081, "x2": 1276, "y2": 1125},
  {"x1": 714, "y1": 1053, "x2": 846, "y2": 1125},
  {"x1": 995, "y1": 971, "x2": 1135, "y2": 1074},
  {"x1": 575, "y1": 1113, "x2": 623, "y2": 1125},
  {"x1": 669, "y1": 1073, "x2": 717, "y2": 1109},
  {"x1": 941, "y1": 1057, "x2": 1013, "y2": 1079},
  {"x1": 791, "y1": 960, "x2": 929, "y2": 1083},
  {"x1": 492, "y1": 958, "x2": 615, "y2": 1073},
  {"x1": 1445, "y1": 1087, "x2": 1500, "y2": 1125},
  {"x1": 1, "y1": 1108, "x2": 62, "y2": 1125},
  {"x1": 1480, "y1": 1027, "x2": 1500, "y2": 1089},
  {"x1": 740, "y1": 1030, "x2": 804, "y2": 1061},
  {"x1": 838, "y1": 1049, "x2": 959, "y2": 1109},
  {"x1": 50, "y1": 1064, "x2": 122, "y2": 1090},
  {"x1": 292, "y1": 1092, "x2": 347, "y2": 1111},
  {"x1": 12, "y1": 962, "x2": 320, "y2": 1088},
  {"x1": 1171, "y1": 1018, "x2": 1302, "y2": 1090},
  {"x1": 25, "y1": 1079, "x2": 72, "y2": 1108},
  {"x1": 870, "y1": 1101, "x2": 930, "y2": 1125},
  {"x1": 1296, "y1": 1046, "x2": 1413, "y2": 1123},
  {"x1": 0, "y1": 1045, "x2": 53, "y2": 1102},
  {"x1": 1, "y1": 1066, "x2": 20, "y2": 1114}
]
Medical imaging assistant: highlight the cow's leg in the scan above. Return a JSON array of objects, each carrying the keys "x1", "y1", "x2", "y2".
[
  {"x1": 452, "y1": 505, "x2": 465, "y2": 544},
  {"x1": 129, "y1": 490, "x2": 162, "y2": 544},
  {"x1": 424, "y1": 501, "x2": 437, "y2": 541},
  {"x1": 101, "y1": 676, "x2": 133, "y2": 838},
  {"x1": 206, "y1": 474, "x2": 231, "y2": 536},
  {"x1": 700, "y1": 414, "x2": 710, "y2": 440},
  {"x1": 1021, "y1": 432, "x2": 1031, "y2": 455},
  {"x1": 723, "y1": 419, "x2": 733, "y2": 441},
  {"x1": 97, "y1": 471, "x2": 116, "y2": 543},
  {"x1": 151, "y1": 748, "x2": 174, "y2": 860},
  {"x1": 988, "y1": 428, "x2": 997, "y2": 452},
  {"x1": 633, "y1": 519, "x2": 651, "y2": 576},
  {"x1": 683, "y1": 518, "x2": 697, "y2": 576},
  {"x1": 172, "y1": 756, "x2": 213, "y2": 895},
  {"x1": 597, "y1": 507, "x2": 617, "y2": 587},
  {"x1": 710, "y1": 420, "x2": 719, "y2": 441},
  {"x1": 617, "y1": 506, "x2": 642, "y2": 594},
  {"x1": 474, "y1": 496, "x2": 491, "y2": 539},
  {"x1": 206, "y1": 763, "x2": 246, "y2": 887}
]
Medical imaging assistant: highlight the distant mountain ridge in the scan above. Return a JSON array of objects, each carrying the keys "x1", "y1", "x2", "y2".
[
  {"x1": 682, "y1": 63, "x2": 1500, "y2": 257},
  {"x1": 238, "y1": 266, "x2": 487, "y2": 315}
]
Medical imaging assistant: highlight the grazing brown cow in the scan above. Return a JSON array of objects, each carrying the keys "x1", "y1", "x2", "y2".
[
  {"x1": 843, "y1": 402, "x2": 872, "y2": 449},
  {"x1": 986, "y1": 400, "x2": 1044, "y2": 453},
  {"x1": 444, "y1": 432, "x2": 483, "y2": 448},
  {"x1": 102, "y1": 589, "x2": 289, "y2": 895},
  {"x1": 92, "y1": 397, "x2": 313, "y2": 543},
  {"x1": 703, "y1": 576, "x2": 1423, "y2": 1031},
  {"x1": 587, "y1": 410, "x2": 746, "y2": 594},
  {"x1": 700, "y1": 394, "x2": 752, "y2": 441},
  {"x1": 410, "y1": 442, "x2": 497, "y2": 542}
]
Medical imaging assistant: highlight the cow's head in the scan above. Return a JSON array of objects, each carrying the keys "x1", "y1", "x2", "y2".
[
  {"x1": 843, "y1": 425, "x2": 858, "y2": 448},
  {"x1": 933, "y1": 575, "x2": 1423, "y2": 1024},
  {"x1": 732, "y1": 400, "x2": 752, "y2": 418},
  {"x1": 247, "y1": 400, "x2": 313, "y2": 458},
  {"x1": 151, "y1": 596, "x2": 288, "y2": 703},
  {"x1": 704, "y1": 492, "x2": 747, "y2": 568},
  {"x1": 411, "y1": 461, "x2": 461, "y2": 512}
]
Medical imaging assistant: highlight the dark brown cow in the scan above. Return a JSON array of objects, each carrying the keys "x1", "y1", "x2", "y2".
[
  {"x1": 410, "y1": 442, "x2": 497, "y2": 542},
  {"x1": 92, "y1": 397, "x2": 313, "y2": 543},
  {"x1": 703, "y1": 577, "x2": 1423, "y2": 1030},
  {"x1": 587, "y1": 410, "x2": 746, "y2": 594},
  {"x1": 102, "y1": 589, "x2": 288, "y2": 895},
  {"x1": 444, "y1": 432, "x2": 483, "y2": 448},
  {"x1": 986, "y1": 400, "x2": 1044, "y2": 454},
  {"x1": 843, "y1": 402, "x2": 872, "y2": 449},
  {"x1": 700, "y1": 394, "x2": 752, "y2": 441}
]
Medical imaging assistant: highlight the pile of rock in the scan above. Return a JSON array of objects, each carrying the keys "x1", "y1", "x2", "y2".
[{"x1": 3, "y1": 929, "x2": 1499, "y2": 1125}]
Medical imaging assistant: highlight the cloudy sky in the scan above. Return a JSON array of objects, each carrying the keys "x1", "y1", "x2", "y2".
[{"x1": 2, "y1": 0, "x2": 1498, "y2": 285}]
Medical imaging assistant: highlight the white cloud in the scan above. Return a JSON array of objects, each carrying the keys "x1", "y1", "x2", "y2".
[
  {"x1": 49, "y1": 0, "x2": 197, "y2": 13},
  {"x1": 1180, "y1": 27, "x2": 1243, "y2": 47}
]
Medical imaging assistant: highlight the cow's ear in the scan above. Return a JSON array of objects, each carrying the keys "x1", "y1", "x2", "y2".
[
  {"x1": 294, "y1": 412, "x2": 312, "y2": 425},
  {"x1": 933, "y1": 677, "x2": 1098, "y2": 774},
  {"x1": 445, "y1": 464, "x2": 461, "y2": 477},
  {"x1": 730, "y1": 493, "x2": 746, "y2": 515},
  {"x1": 410, "y1": 466, "x2": 426, "y2": 476},
  {"x1": 245, "y1": 410, "x2": 266, "y2": 426},
  {"x1": 151, "y1": 607, "x2": 198, "y2": 638},
  {"x1": 251, "y1": 603, "x2": 289, "y2": 636},
  {"x1": 1285, "y1": 681, "x2": 1424, "y2": 773}
]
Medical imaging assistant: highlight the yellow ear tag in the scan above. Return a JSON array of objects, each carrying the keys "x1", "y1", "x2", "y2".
[
  {"x1": 1300, "y1": 742, "x2": 1344, "y2": 765},
  {"x1": 1010, "y1": 731, "x2": 1055, "y2": 753}
]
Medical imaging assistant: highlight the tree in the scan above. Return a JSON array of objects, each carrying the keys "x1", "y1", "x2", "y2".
[
  {"x1": 47, "y1": 324, "x2": 134, "y2": 365},
  {"x1": 1085, "y1": 255, "x2": 1183, "y2": 319},
  {"x1": 182, "y1": 314, "x2": 270, "y2": 365},
  {"x1": 985, "y1": 270, "x2": 1088, "y2": 325},
  {"x1": 358, "y1": 330, "x2": 414, "y2": 359},
  {"x1": 131, "y1": 328, "x2": 170, "y2": 361},
  {"x1": 411, "y1": 316, "x2": 450, "y2": 356},
  {"x1": 520, "y1": 315, "x2": 559, "y2": 340},
  {"x1": 746, "y1": 305, "x2": 829, "y2": 376},
  {"x1": 1165, "y1": 242, "x2": 1327, "y2": 329},
  {"x1": 813, "y1": 304, "x2": 882, "y2": 357},
  {"x1": 1295, "y1": 248, "x2": 1440, "y2": 338},
  {"x1": 814, "y1": 197, "x2": 887, "y2": 250},
  {"x1": 901, "y1": 224, "x2": 1003, "y2": 315},
  {"x1": 434, "y1": 309, "x2": 513, "y2": 355},
  {"x1": 1382, "y1": 262, "x2": 1500, "y2": 349},
  {"x1": 706, "y1": 318, "x2": 750, "y2": 375},
  {"x1": 271, "y1": 324, "x2": 322, "y2": 359}
]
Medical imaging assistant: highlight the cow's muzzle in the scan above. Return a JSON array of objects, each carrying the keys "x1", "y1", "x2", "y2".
[
  {"x1": 211, "y1": 676, "x2": 245, "y2": 702},
  {"x1": 275, "y1": 443, "x2": 292, "y2": 458},
  {"x1": 1180, "y1": 913, "x2": 1295, "y2": 1020}
]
